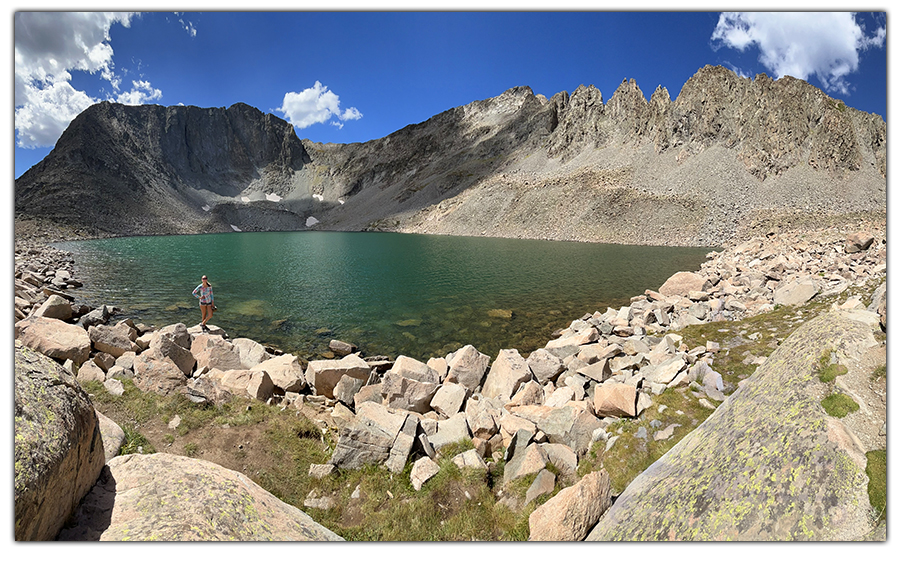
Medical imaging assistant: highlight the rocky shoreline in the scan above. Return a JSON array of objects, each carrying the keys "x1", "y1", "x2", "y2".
[{"x1": 14, "y1": 217, "x2": 887, "y2": 540}]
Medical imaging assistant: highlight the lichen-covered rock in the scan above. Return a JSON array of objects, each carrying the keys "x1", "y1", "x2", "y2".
[
  {"x1": 57, "y1": 453, "x2": 343, "y2": 541},
  {"x1": 587, "y1": 311, "x2": 881, "y2": 541},
  {"x1": 14, "y1": 342, "x2": 105, "y2": 540}
]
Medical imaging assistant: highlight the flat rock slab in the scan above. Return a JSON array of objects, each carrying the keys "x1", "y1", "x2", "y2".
[
  {"x1": 587, "y1": 311, "x2": 881, "y2": 541},
  {"x1": 58, "y1": 453, "x2": 343, "y2": 541}
]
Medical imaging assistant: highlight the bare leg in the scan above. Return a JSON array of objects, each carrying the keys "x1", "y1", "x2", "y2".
[{"x1": 200, "y1": 304, "x2": 212, "y2": 327}]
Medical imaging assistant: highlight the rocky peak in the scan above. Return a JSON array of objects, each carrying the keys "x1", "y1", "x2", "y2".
[{"x1": 606, "y1": 78, "x2": 651, "y2": 138}]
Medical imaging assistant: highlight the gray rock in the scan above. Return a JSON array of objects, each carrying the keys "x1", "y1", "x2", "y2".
[
  {"x1": 427, "y1": 412, "x2": 471, "y2": 452},
  {"x1": 329, "y1": 402, "x2": 406, "y2": 469},
  {"x1": 844, "y1": 231, "x2": 874, "y2": 253},
  {"x1": 328, "y1": 339, "x2": 357, "y2": 356},
  {"x1": 482, "y1": 348, "x2": 534, "y2": 401},
  {"x1": 252, "y1": 354, "x2": 306, "y2": 393},
  {"x1": 774, "y1": 276, "x2": 820, "y2": 306},
  {"x1": 305, "y1": 354, "x2": 371, "y2": 398},
  {"x1": 445, "y1": 345, "x2": 491, "y2": 392},
  {"x1": 430, "y1": 381, "x2": 468, "y2": 418},
  {"x1": 77, "y1": 359, "x2": 106, "y2": 382},
  {"x1": 593, "y1": 383, "x2": 637, "y2": 417},
  {"x1": 103, "y1": 378, "x2": 125, "y2": 397},
  {"x1": 529, "y1": 470, "x2": 612, "y2": 541},
  {"x1": 390, "y1": 355, "x2": 441, "y2": 384},
  {"x1": 96, "y1": 410, "x2": 126, "y2": 462},
  {"x1": 232, "y1": 337, "x2": 273, "y2": 369},
  {"x1": 33, "y1": 294, "x2": 74, "y2": 320},
  {"x1": 526, "y1": 348, "x2": 565, "y2": 384},
  {"x1": 333, "y1": 373, "x2": 365, "y2": 407},
  {"x1": 525, "y1": 469, "x2": 557, "y2": 505},
  {"x1": 451, "y1": 449, "x2": 488, "y2": 471},
  {"x1": 149, "y1": 331, "x2": 196, "y2": 376},
  {"x1": 353, "y1": 383, "x2": 384, "y2": 407},
  {"x1": 659, "y1": 271, "x2": 706, "y2": 297},
  {"x1": 382, "y1": 371, "x2": 440, "y2": 413},
  {"x1": 133, "y1": 350, "x2": 190, "y2": 396},
  {"x1": 577, "y1": 358, "x2": 612, "y2": 383},
  {"x1": 190, "y1": 333, "x2": 242, "y2": 373},
  {"x1": 504, "y1": 443, "x2": 548, "y2": 484},
  {"x1": 410, "y1": 456, "x2": 441, "y2": 491}
]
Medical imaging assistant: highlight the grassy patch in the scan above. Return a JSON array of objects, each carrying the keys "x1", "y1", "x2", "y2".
[
  {"x1": 815, "y1": 349, "x2": 848, "y2": 383},
  {"x1": 577, "y1": 388, "x2": 715, "y2": 494},
  {"x1": 183, "y1": 442, "x2": 199, "y2": 457},
  {"x1": 820, "y1": 392, "x2": 860, "y2": 418},
  {"x1": 871, "y1": 364, "x2": 887, "y2": 381},
  {"x1": 865, "y1": 450, "x2": 887, "y2": 523},
  {"x1": 119, "y1": 426, "x2": 155, "y2": 455}
]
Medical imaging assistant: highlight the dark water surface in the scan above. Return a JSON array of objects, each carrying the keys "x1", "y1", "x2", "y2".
[{"x1": 55, "y1": 231, "x2": 713, "y2": 361}]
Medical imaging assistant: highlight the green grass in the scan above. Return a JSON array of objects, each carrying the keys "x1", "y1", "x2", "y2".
[
  {"x1": 577, "y1": 387, "x2": 715, "y2": 494},
  {"x1": 865, "y1": 450, "x2": 887, "y2": 523},
  {"x1": 119, "y1": 426, "x2": 155, "y2": 455},
  {"x1": 820, "y1": 392, "x2": 860, "y2": 418},
  {"x1": 815, "y1": 350, "x2": 848, "y2": 383},
  {"x1": 183, "y1": 442, "x2": 199, "y2": 457},
  {"x1": 871, "y1": 364, "x2": 887, "y2": 381}
]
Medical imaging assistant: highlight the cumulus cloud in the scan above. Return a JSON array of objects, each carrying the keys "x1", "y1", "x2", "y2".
[
  {"x1": 277, "y1": 81, "x2": 362, "y2": 130},
  {"x1": 115, "y1": 80, "x2": 163, "y2": 105},
  {"x1": 711, "y1": 12, "x2": 885, "y2": 95},
  {"x1": 14, "y1": 11, "x2": 165, "y2": 148}
]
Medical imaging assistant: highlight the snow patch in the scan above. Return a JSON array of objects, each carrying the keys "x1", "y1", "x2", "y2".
[
  {"x1": 231, "y1": 225, "x2": 242, "y2": 232},
  {"x1": 339, "y1": 199, "x2": 345, "y2": 205},
  {"x1": 241, "y1": 196, "x2": 251, "y2": 203},
  {"x1": 266, "y1": 193, "x2": 283, "y2": 202},
  {"x1": 313, "y1": 194, "x2": 324, "y2": 201},
  {"x1": 202, "y1": 205, "x2": 211, "y2": 212},
  {"x1": 306, "y1": 216, "x2": 319, "y2": 227}
]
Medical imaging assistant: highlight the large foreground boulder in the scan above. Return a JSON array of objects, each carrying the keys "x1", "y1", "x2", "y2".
[
  {"x1": 587, "y1": 310, "x2": 882, "y2": 541},
  {"x1": 14, "y1": 316, "x2": 91, "y2": 366},
  {"x1": 15, "y1": 342, "x2": 105, "y2": 540},
  {"x1": 57, "y1": 453, "x2": 343, "y2": 541}
]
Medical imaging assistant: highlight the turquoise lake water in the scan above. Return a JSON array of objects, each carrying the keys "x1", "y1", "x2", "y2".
[{"x1": 55, "y1": 231, "x2": 713, "y2": 361}]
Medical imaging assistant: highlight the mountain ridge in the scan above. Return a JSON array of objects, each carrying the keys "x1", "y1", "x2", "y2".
[{"x1": 15, "y1": 65, "x2": 886, "y2": 246}]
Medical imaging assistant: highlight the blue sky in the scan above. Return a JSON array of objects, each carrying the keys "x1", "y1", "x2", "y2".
[{"x1": 12, "y1": 7, "x2": 888, "y2": 179}]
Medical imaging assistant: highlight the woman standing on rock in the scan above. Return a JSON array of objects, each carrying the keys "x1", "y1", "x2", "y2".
[{"x1": 192, "y1": 275, "x2": 215, "y2": 331}]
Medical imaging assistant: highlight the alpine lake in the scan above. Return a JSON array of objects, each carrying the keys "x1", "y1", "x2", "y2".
[{"x1": 55, "y1": 231, "x2": 715, "y2": 362}]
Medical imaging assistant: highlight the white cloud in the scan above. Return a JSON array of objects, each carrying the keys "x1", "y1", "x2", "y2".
[
  {"x1": 115, "y1": 80, "x2": 163, "y2": 105},
  {"x1": 277, "y1": 81, "x2": 362, "y2": 130},
  {"x1": 711, "y1": 12, "x2": 885, "y2": 95},
  {"x1": 179, "y1": 17, "x2": 198, "y2": 37},
  {"x1": 14, "y1": 11, "x2": 166, "y2": 148}
]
